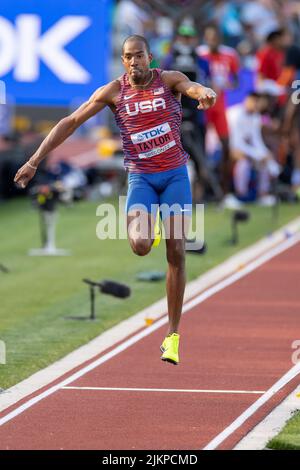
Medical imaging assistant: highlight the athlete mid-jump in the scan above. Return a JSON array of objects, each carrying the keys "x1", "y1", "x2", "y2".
[{"x1": 14, "y1": 35, "x2": 216, "y2": 365}]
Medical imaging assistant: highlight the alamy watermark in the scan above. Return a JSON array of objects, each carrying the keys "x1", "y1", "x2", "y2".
[
  {"x1": 0, "y1": 80, "x2": 6, "y2": 105},
  {"x1": 291, "y1": 80, "x2": 300, "y2": 105},
  {"x1": 96, "y1": 196, "x2": 205, "y2": 251},
  {"x1": 0, "y1": 340, "x2": 6, "y2": 365},
  {"x1": 291, "y1": 340, "x2": 300, "y2": 365}
]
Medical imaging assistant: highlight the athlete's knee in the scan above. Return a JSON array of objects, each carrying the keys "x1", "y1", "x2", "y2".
[
  {"x1": 130, "y1": 238, "x2": 152, "y2": 256},
  {"x1": 166, "y1": 240, "x2": 185, "y2": 267}
]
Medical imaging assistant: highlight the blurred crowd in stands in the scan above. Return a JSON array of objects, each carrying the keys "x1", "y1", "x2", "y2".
[
  {"x1": 1, "y1": 0, "x2": 300, "y2": 208},
  {"x1": 113, "y1": 0, "x2": 300, "y2": 208}
]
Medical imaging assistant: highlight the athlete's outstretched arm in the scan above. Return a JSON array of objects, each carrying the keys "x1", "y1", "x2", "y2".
[
  {"x1": 14, "y1": 81, "x2": 119, "y2": 189},
  {"x1": 162, "y1": 70, "x2": 217, "y2": 110}
]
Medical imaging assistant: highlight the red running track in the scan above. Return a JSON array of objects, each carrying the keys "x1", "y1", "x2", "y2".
[{"x1": 0, "y1": 241, "x2": 300, "y2": 450}]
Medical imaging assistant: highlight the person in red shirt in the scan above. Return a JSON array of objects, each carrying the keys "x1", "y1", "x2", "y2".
[
  {"x1": 256, "y1": 29, "x2": 286, "y2": 82},
  {"x1": 196, "y1": 24, "x2": 240, "y2": 201},
  {"x1": 256, "y1": 29, "x2": 291, "y2": 99}
]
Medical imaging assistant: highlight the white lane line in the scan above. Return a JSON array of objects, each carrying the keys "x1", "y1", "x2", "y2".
[
  {"x1": 62, "y1": 386, "x2": 266, "y2": 394},
  {"x1": 0, "y1": 233, "x2": 299, "y2": 428},
  {"x1": 1, "y1": 217, "x2": 300, "y2": 414},
  {"x1": 233, "y1": 384, "x2": 300, "y2": 449},
  {"x1": 203, "y1": 362, "x2": 300, "y2": 450}
]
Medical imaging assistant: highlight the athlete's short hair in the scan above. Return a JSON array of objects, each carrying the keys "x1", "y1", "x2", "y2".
[
  {"x1": 266, "y1": 29, "x2": 285, "y2": 43},
  {"x1": 203, "y1": 23, "x2": 220, "y2": 35},
  {"x1": 122, "y1": 35, "x2": 151, "y2": 55},
  {"x1": 203, "y1": 21, "x2": 220, "y2": 34},
  {"x1": 247, "y1": 90, "x2": 261, "y2": 99}
]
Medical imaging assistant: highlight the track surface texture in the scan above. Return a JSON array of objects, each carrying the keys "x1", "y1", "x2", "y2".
[{"x1": 0, "y1": 241, "x2": 299, "y2": 450}]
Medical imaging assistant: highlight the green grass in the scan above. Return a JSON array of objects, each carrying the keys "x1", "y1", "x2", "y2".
[
  {"x1": 267, "y1": 410, "x2": 300, "y2": 450},
  {"x1": 0, "y1": 197, "x2": 299, "y2": 390}
]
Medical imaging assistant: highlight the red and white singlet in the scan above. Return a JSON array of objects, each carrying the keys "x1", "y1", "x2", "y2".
[{"x1": 114, "y1": 68, "x2": 189, "y2": 173}]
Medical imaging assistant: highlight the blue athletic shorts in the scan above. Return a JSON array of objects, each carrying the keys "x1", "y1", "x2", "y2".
[{"x1": 126, "y1": 164, "x2": 192, "y2": 220}]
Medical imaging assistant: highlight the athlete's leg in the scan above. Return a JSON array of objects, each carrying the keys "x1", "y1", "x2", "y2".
[
  {"x1": 160, "y1": 165, "x2": 192, "y2": 334},
  {"x1": 164, "y1": 218, "x2": 187, "y2": 334},
  {"x1": 127, "y1": 210, "x2": 154, "y2": 256},
  {"x1": 126, "y1": 173, "x2": 159, "y2": 256}
]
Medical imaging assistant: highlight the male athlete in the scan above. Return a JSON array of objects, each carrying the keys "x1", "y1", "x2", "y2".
[{"x1": 14, "y1": 35, "x2": 216, "y2": 365}]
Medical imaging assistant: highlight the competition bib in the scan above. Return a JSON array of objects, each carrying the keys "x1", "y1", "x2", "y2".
[{"x1": 130, "y1": 122, "x2": 176, "y2": 159}]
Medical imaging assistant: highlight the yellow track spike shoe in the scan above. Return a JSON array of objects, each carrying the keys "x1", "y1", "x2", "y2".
[
  {"x1": 160, "y1": 333, "x2": 180, "y2": 365},
  {"x1": 152, "y1": 210, "x2": 161, "y2": 248}
]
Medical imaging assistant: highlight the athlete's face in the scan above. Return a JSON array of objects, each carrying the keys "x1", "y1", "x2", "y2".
[{"x1": 122, "y1": 40, "x2": 152, "y2": 83}]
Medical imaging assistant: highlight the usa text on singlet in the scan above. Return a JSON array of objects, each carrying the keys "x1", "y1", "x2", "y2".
[{"x1": 114, "y1": 68, "x2": 189, "y2": 173}]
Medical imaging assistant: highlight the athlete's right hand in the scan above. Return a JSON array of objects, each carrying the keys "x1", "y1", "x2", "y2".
[
  {"x1": 14, "y1": 162, "x2": 37, "y2": 189},
  {"x1": 197, "y1": 87, "x2": 217, "y2": 110}
]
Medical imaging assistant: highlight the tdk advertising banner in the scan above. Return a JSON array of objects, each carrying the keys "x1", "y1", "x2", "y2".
[{"x1": 0, "y1": 0, "x2": 113, "y2": 105}]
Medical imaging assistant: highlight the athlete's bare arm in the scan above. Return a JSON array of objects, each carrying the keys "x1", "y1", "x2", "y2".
[
  {"x1": 161, "y1": 70, "x2": 217, "y2": 110},
  {"x1": 14, "y1": 80, "x2": 120, "y2": 189}
]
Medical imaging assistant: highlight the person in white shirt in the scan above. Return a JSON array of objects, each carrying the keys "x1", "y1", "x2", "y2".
[
  {"x1": 227, "y1": 92, "x2": 280, "y2": 205},
  {"x1": 114, "y1": 0, "x2": 151, "y2": 38}
]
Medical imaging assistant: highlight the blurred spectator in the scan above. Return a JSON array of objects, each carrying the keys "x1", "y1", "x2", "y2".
[
  {"x1": 150, "y1": 16, "x2": 174, "y2": 67},
  {"x1": 227, "y1": 92, "x2": 280, "y2": 205},
  {"x1": 283, "y1": 1, "x2": 300, "y2": 44},
  {"x1": 163, "y1": 23, "x2": 209, "y2": 130},
  {"x1": 112, "y1": 0, "x2": 155, "y2": 69},
  {"x1": 280, "y1": 44, "x2": 300, "y2": 196},
  {"x1": 256, "y1": 29, "x2": 288, "y2": 95},
  {"x1": 114, "y1": 0, "x2": 152, "y2": 38},
  {"x1": 278, "y1": 42, "x2": 300, "y2": 87},
  {"x1": 196, "y1": 24, "x2": 240, "y2": 205},
  {"x1": 211, "y1": 0, "x2": 243, "y2": 47},
  {"x1": 241, "y1": 0, "x2": 281, "y2": 43},
  {"x1": 284, "y1": 100, "x2": 300, "y2": 197},
  {"x1": 0, "y1": 103, "x2": 13, "y2": 137},
  {"x1": 237, "y1": 23, "x2": 259, "y2": 70},
  {"x1": 163, "y1": 23, "x2": 212, "y2": 201},
  {"x1": 163, "y1": 24, "x2": 199, "y2": 83}
]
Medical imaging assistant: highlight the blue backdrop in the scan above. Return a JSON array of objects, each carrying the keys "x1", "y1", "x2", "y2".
[{"x1": 0, "y1": 0, "x2": 114, "y2": 105}]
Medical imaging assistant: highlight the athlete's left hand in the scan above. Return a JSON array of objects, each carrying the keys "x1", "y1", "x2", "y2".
[{"x1": 197, "y1": 88, "x2": 217, "y2": 110}]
